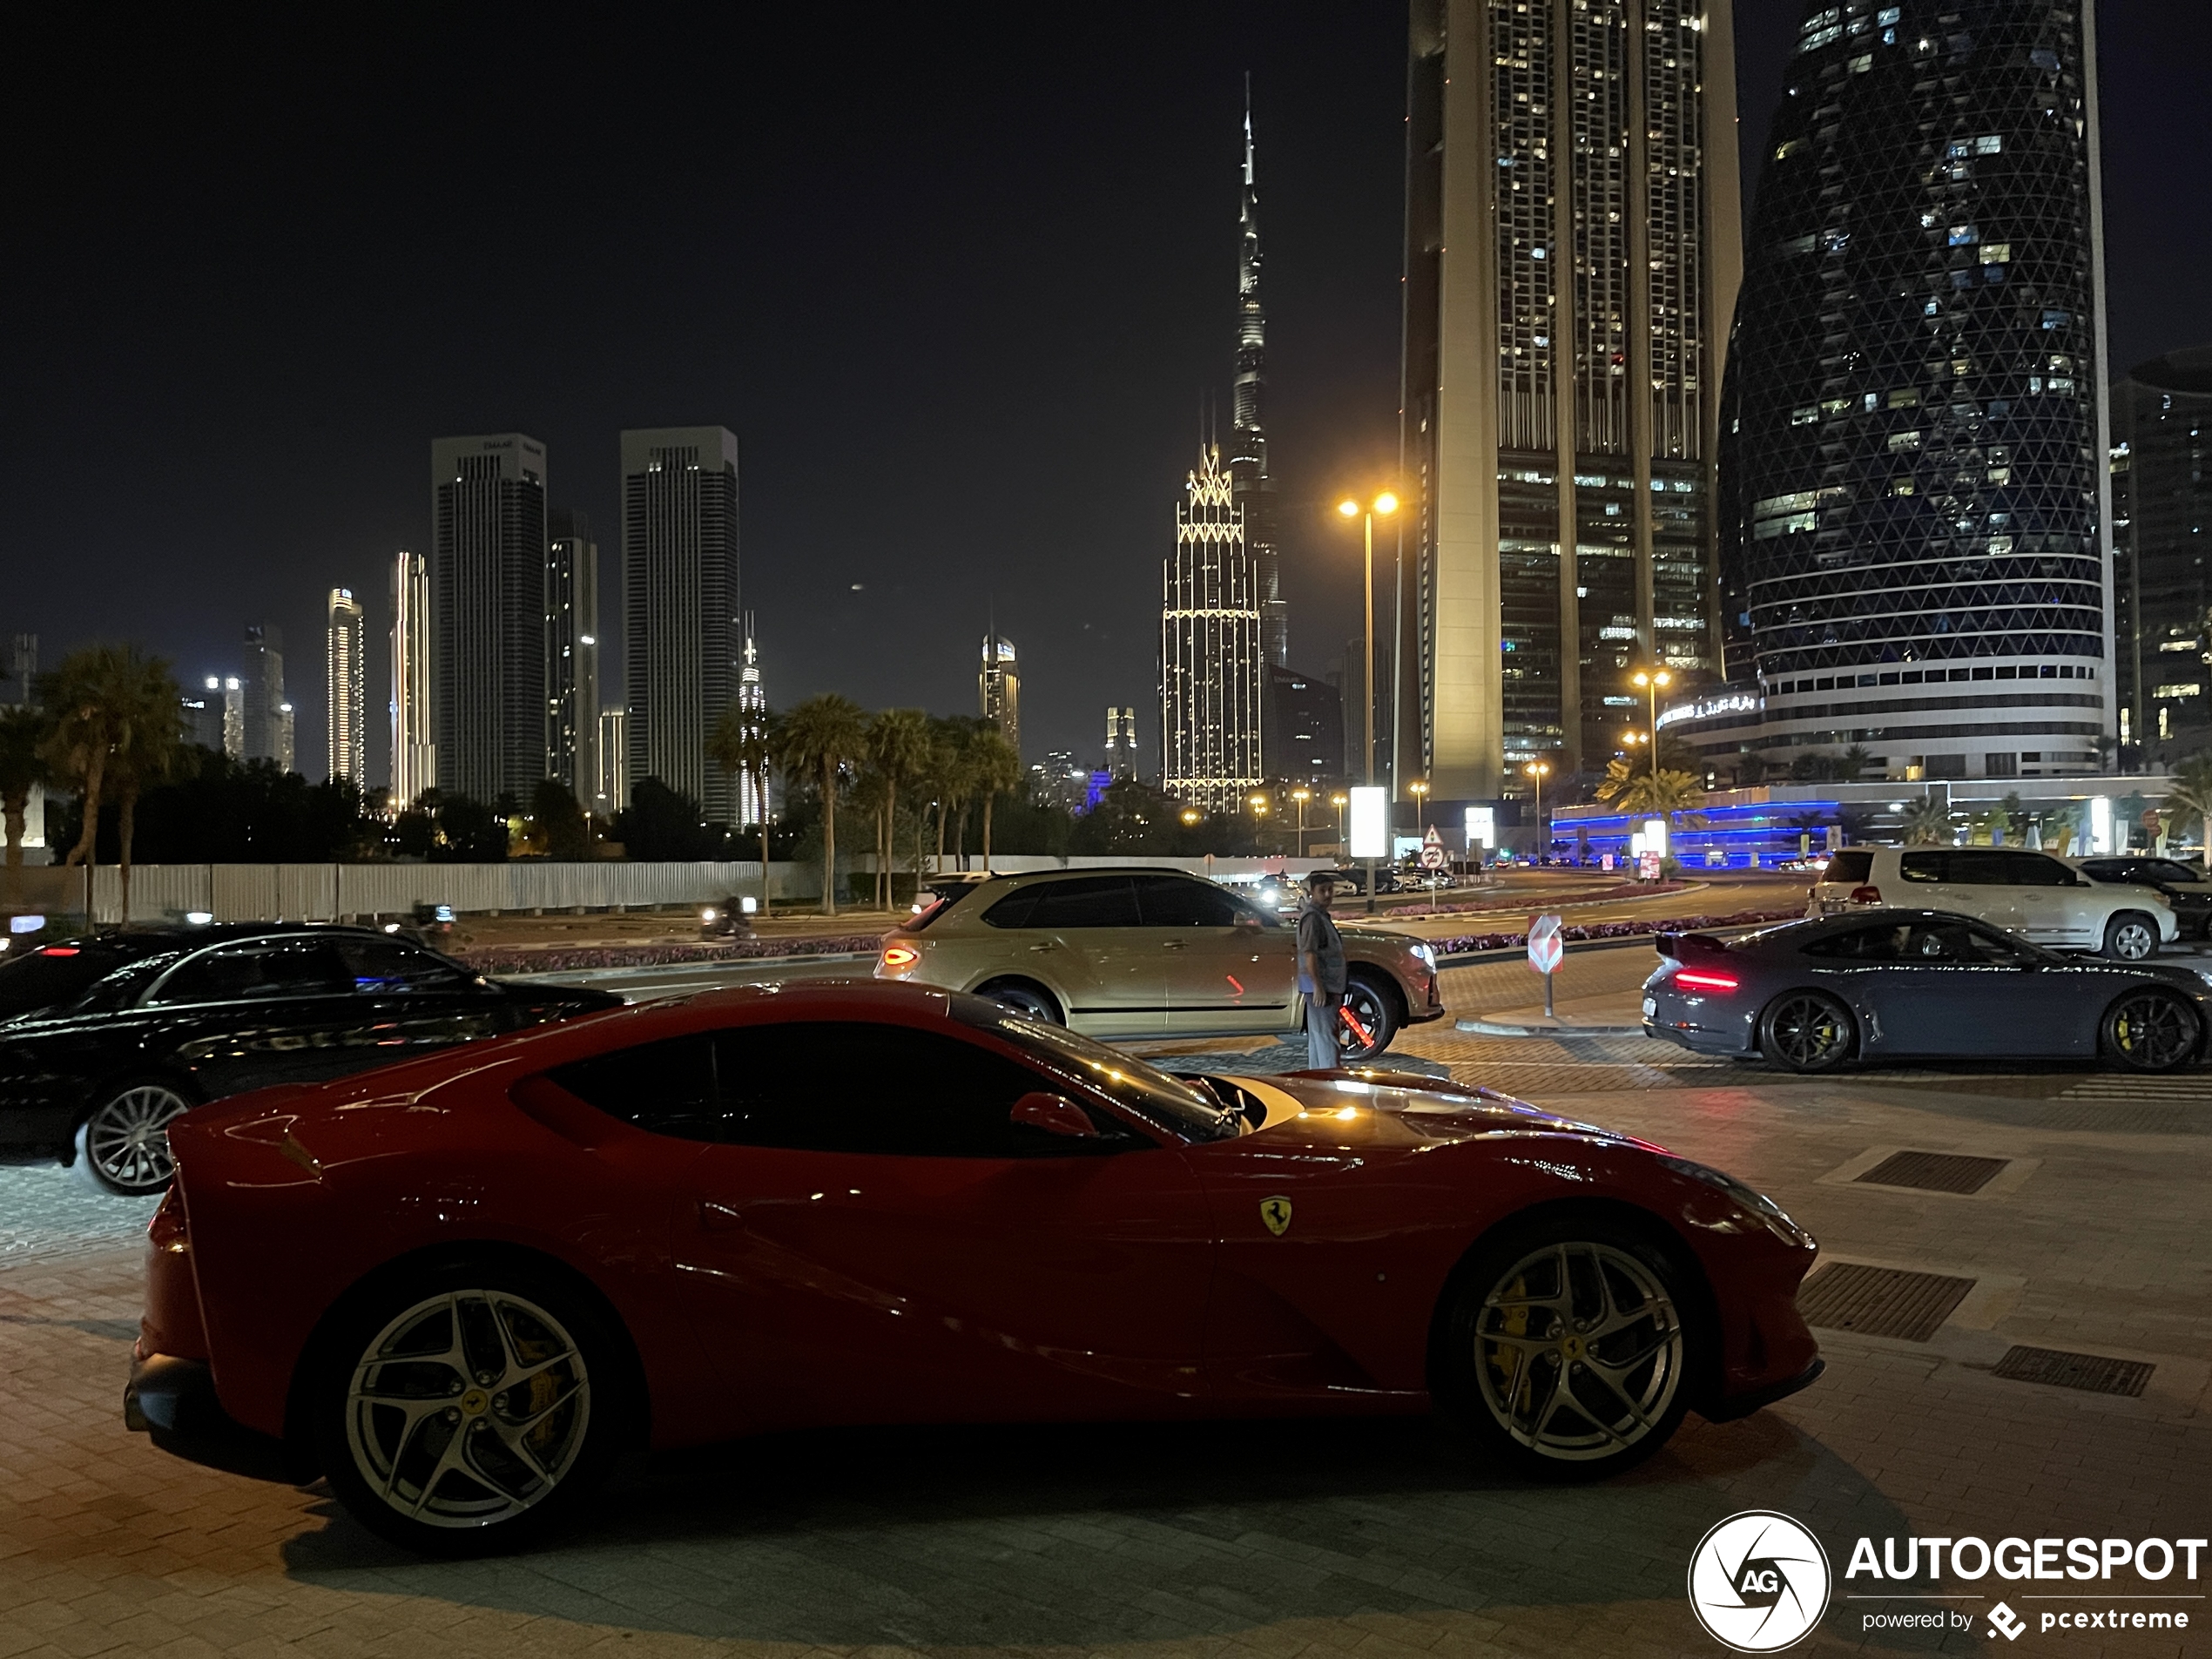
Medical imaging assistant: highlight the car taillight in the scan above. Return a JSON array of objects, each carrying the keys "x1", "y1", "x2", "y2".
[
  {"x1": 1673, "y1": 969, "x2": 1739, "y2": 993},
  {"x1": 1849, "y1": 885, "x2": 1882, "y2": 905},
  {"x1": 880, "y1": 945, "x2": 919, "y2": 970}
]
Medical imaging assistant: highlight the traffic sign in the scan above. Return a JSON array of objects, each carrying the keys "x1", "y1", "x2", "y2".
[
  {"x1": 1420, "y1": 826, "x2": 1447, "y2": 870},
  {"x1": 1527, "y1": 913, "x2": 1564, "y2": 974}
]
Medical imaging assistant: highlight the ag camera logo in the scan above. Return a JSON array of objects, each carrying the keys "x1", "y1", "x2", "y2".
[{"x1": 1688, "y1": 1510, "x2": 1832, "y2": 1652}]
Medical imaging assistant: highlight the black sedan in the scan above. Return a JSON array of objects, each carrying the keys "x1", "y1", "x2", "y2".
[
  {"x1": 1643, "y1": 909, "x2": 2212, "y2": 1075},
  {"x1": 0, "y1": 923, "x2": 621, "y2": 1195}
]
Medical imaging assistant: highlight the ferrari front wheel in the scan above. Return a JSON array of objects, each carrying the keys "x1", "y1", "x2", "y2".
[
  {"x1": 1436, "y1": 1216, "x2": 1694, "y2": 1480},
  {"x1": 314, "y1": 1259, "x2": 622, "y2": 1556}
]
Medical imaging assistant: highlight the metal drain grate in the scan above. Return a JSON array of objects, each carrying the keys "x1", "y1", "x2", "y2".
[
  {"x1": 1797, "y1": 1263, "x2": 1976, "y2": 1341},
  {"x1": 1854, "y1": 1150, "x2": 2010, "y2": 1194},
  {"x1": 1993, "y1": 1346, "x2": 2154, "y2": 1398}
]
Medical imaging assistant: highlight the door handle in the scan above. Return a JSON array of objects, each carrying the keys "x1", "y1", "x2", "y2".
[
  {"x1": 1028, "y1": 941, "x2": 1056, "y2": 953},
  {"x1": 698, "y1": 1199, "x2": 746, "y2": 1233},
  {"x1": 1163, "y1": 940, "x2": 1186, "y2": 950}
]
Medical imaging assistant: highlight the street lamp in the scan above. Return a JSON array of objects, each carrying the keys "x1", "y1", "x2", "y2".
[
  {"x1": 1629, "y1": 668, "x2": 1673, "y2": 780},
  {"x1": 1339, "y1": 489, "x2": 1400, "y2": 911},
  {"x1": 1330, "y1": 791, "x2": 1348, "y2": 851},
  {"x1": 1290, "y1": 787, "x2": 1312, "y2": 858},
  {"x1": 1179, "y1": 807, "x2": 1202, "y2": 827},
  {"x1": 1524, "y1": 759, "x2": 1551, "y2": 863}
]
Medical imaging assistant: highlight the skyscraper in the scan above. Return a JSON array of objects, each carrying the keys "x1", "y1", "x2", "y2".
[
  {"x1": 431, "y1": 433, "x2": 548, "y2": 804},
  {"x1": 325, "y1": 588, "x2": 366, "y2": 786},
  {"x1": 6, "y1": 635, "x2": 34, "y2": 705},
  {"x1": 546, "y1": 507, "x2": 600, "y2": 805},
  {"x1": 388, "y1": 550, "x2": 435, "y2": 806},
  {"x1": 1401, "y1": 0, "x2": 1743, "y2": 804},
  {"x1": 182, "y1": 683, "x2": 225, "y2": 752},
  {"x1": 978, "y1": 630, "x2": 1021, "y2": 755},
  {"x1": 2110, "y1": 347, "x2": 2212, "y2": 759},
  {"x1": 1229, "y1": 83, "x2": 1286, "y2": 672},
  {"x1": 736, "y1": 613, "x2": 768, "y2": 826},
  {"x1": 597, "y1": 707, "x2": 630, "y2": 815},
  {"x1": 1162, "y1": 444, "x2": 1265, "y2": 807},
  {"x1": 620, "y1": 426, "x2": 740, "y2": 819},
  {"x1": 241, "y1": 624, "x2": 291, "y2": 770},
  {"x1": 1721, "y1": 0, "x2": 2112, "y2": 784},
  {"x1": 1104, "y1": 706, "x2": 1139, "y2": 780}
]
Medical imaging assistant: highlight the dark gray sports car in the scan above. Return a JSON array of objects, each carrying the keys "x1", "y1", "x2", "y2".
[{"x1": 1643, "y1": 910, "x2": 2212, "y2": 1074}]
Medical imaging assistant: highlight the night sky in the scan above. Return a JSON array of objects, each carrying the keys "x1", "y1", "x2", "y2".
[{"x1": 4, "y1": 3, "x2": 2204, "y2": 786}]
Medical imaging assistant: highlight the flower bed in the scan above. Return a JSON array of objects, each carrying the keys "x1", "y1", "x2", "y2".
[
  {"x1": 1379, "y1": 878, "x2": 1688, "y2": 921},
  {"x1": 1429, "y1": 907, "x2": 1806, "y2": 959},
  {"x1": 457, "y1": 934, "x2": 888, "y2": 976}
]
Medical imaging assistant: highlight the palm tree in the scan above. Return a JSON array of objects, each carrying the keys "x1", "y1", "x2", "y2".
[
  {"x1": 2164, "y1": 752, "x2": 2212, "y2": 860},
  {"x1": 0, "y1": 705, "x2": 51, "y2": 902},
  {"x1": 41, "y1": 644, "x2": 180, "y2": 921},
  {"x1": 771, "y1": 693, "x2": 868, "y2": 915},
  {"x1": 1901, "y1": 792, "x2": 1954, "y2": 846},
  {"x1": 1611, "y1": 767, "x2": 1704, "y2": 819},
  {"x1": 966, "y1": 725, "x2": 1023, "y2": 873},
  {"x1": 864, "y1": 707, "x2": 933, "y2": 908},
  {"x1": 105, "y1": 651, "x2": 184, "y2": 921},
  {"x1": 708, "y1": 702, "x2": 777, "y2": 917},
  {"x1": 927, "y1": 715, "x2": 975, "y2": 870}
]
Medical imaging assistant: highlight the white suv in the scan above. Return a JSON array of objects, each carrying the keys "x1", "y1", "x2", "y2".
[{"x1": 1806, "y1": 846, "x2": 2178, "y2": 961}]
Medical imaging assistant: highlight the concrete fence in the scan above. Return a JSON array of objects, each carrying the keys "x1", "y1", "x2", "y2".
[{"x1": 10, "y1": 854, "x2": 1339, "y2": 925}]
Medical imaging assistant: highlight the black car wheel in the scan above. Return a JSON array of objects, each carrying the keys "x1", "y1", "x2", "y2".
[
  {"x1": 974, "y1": 978, "x2": 1062, "y2": 1024},
  {"x1": 1336, "y1": 970, "x2": 1401, "y2": 1063},
  {"x1": 2100, "y1": 990, "x2": 2201, "y2": 1073},
  {"x1": 2101, "y1": 912, "x2": 2161, "y2": 963},
  {"x1": 1757, "y1": 991, "x2": 1855, "y2": 1074},
  {"x1": 71, "y1": 1080, "x2": 194, "y2": 1197},
  {"x1": 314, "y1": 1258, "x2": 623, "y2": 1556},
  {"x1": 1434, "y1": 1212, "x2": 1695, "y2": 1480}
]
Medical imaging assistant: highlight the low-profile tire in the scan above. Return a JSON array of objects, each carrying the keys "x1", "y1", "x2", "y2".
[
  {"x1": 1433, "y1": 1211, "x2": 1698, "y2": 1480},
  {"x1": 1757, "y1": 990, "x2": 1856, "y2": 1074},
  {"x1": 1336, "y1": 970, "x2": 1402, "y2": 1063},
  {"x1": 974, "y1": 978, "x2": 1063, "y2": 1024},
  {"x1": 2100, "y1": 988, "x2": 2201, "y2": 1074},
  {"x1": 2101, "y1": 911, "x2": 2161, "y2": 963},
  {"x1": 312, "y1": 1258, "x2": 624, "y2": 1557},
  {"x1": 71, "y1": 1079, "x2": 194, "y2": 1197}
]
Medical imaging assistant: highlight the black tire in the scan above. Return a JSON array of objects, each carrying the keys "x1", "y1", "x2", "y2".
[
  {"x1": 1433, "y1": 1210, "x2": 1697, "y2": 1480},
  {"x1": 2101, "y1": 911, "x2": 2161, "y2": 963},
  {"x1": 974, "y1": 978, "x2": 1063, "y2": 1023},
  {"x1": 1757, "y1": 990, "x2": 1856, "y2": 1074},
  {"x1": 2100, "y1": 989, "x2": 2201, "y2": 1074},
  {"x1": 1337, "y1": 970, "x2": 1402, "y2": 1063},
  {"x1": 71, "y1": 1077, "x2": 195, "y2": 1197},
  {"x1": 312, "y1": 1257, "x2": 624, "y2": 1557}
]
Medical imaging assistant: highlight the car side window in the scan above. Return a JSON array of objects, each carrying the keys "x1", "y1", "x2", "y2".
[
  {"x1": 331, "y1": 936, "x2": 473, "y2": 995},
  {"x1": 988, "y1": 875, "x2": 1140, "y2": 930},
  {"x1": 145, "y1": 939, "x2": 354, "y2": 1005},
  {"x1": 1132, "y1": 875, "x2": 1243, "y2": 927},
  {"x1": 1804, "y1": 924, "x2": 1904, "y2": 961},
  {"x1": 1898, "y1": 851, "x2": 1947, "y2": 883},
  {"x1": 1824, "y1": 849, "x2": 1874, "y2": 886},
  {"x1": 2002, "y1": 853, "x2": 2074, "y2": 887},
  {"x1": 1942, "y1": 853, "x2": 2014, "y2": 887},
  {"x1": 715, "y1": 1022, "x2": 1140, "y2": 1157},
  {"x1": 550, "y1": 1034, "x2": 725, "y2": 1141},
  {"x1": 1901, "y1": 921, "x2": 2026, "y2": 964}
]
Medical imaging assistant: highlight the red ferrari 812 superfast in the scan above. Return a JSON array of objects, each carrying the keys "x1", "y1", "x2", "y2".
[{"x1": 128, "y1": 981, "x2": 1824, "y2": 1555}]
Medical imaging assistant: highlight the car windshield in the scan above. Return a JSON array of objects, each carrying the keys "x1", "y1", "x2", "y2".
[
  {"x1": 0, "y1": 936, "x2": 174, "y2": 1017},
  {"x1": 954, "y1": 1001, "x2": 1236, "y2": 1140}
]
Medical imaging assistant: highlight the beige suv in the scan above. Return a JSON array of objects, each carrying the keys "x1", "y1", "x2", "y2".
[
  {"x1": 874, "y1": 867, "x2": 1446, "y2": 1061},
  {"x1": 1806, "y1": 846, "x2": 2177, "y2": 960}
]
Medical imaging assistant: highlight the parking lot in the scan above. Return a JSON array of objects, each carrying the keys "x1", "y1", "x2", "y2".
[{"x1": 2, "y1": 951, "x2": 2207, "y2": 1658}]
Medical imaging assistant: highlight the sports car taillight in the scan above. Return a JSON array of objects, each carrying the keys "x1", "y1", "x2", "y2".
[
  {"x1": 1673, "y1": 969, "x2": 1739, "y2": 993},
  {"x1": 1849, "y1": 885, "x2": 1882, "y2": 905}
]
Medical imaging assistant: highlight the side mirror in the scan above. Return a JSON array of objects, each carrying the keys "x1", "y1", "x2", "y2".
[{"x1": 1010, "y1": 1091, "x2": 1098, "y2": 1139}]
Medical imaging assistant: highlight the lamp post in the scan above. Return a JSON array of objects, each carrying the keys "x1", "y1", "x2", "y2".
[
  {"x1": 1248, "y1": 790, "x2": 1270, "y2": 854},
  {"x1": 1339, "y1": 490, "x2": 1399, "y2": 913},
  {"x1": 1524, "y1": 759, "x2": 1550, "y2": 863},
  {"x1": 1629, "y1": 668, "x2": 1672, "y2": 780},
  {"x1": 1330, "y1": 791, "x2": 1348, "y2": 852},
  {"x1": 1290, "y1": 787, "x2": 1312, "y2": 859},
  {"x1": 1409, "y1": 778, "x2": 1430, "y2": 880}
]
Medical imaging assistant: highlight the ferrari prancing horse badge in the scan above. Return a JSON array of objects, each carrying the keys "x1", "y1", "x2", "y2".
[{"x1": 1259, "y1": 1196, "x2": 1292, "y2": 1236}]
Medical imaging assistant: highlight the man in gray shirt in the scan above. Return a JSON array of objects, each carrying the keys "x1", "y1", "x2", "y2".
[{"x1": 1296, "y1": 871, "x2": 1349, "y2": 1069}]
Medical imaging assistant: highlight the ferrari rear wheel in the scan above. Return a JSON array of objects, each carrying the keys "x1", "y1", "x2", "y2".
[
  {"x1": 2101, "y1": 990, "x2": 2200, "y2": 1073},
  {"x1": 315, "y1": 1260, "x2": 621, "y2": 1555},
  {"x1": 1336, "y1": 971, "x2": 1400, "y2": 1063},
  {"x1": 1757, "y1": 990, "x2": 1855, "y2": 1073},
  {"x1": 1436, "y1": 1217, "x2": 1693, "y2": 1480},
  {"x1": 72, "y1": 1081, "x2": 192, "y2": 1197}
]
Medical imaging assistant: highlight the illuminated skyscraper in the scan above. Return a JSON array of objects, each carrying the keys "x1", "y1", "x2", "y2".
[
  {"x1": 324, "y1": 588, "x2": 366, "y2": 786},
  {"x1": 621, "y1": 426, "x2": 740, "y2": 819},
  {"x1": 736, "y1": 612, "x2": 768, "y2": 825},
  {"x1": 596, "y1": 706, "x2": 629, "y2": 814},
  {"x1": 388, "y1": 550, "x2": 435, "y2": 806},
  {"x1": 1162, "y1": 444, "x2": 1264, "y2": 807},
  {"x1": 546, "y1": 508, "x2": 600, "y2": 804},
  {"x1": 242, "y1": 624, "x2": 292, "y2": 772},
  {"x1": 1104, "y1": 706, "x2": 1139, "y2": 779},
  {"x1": 978, "y1": 630, "x2": 1021, "y2": 755},
  {"x1": 431, "y1": 434, "x2": 548, "y2": 803},
  {"x1": 1229, "y1": 83, "x2": 1285, "y2": 672},
  {"x1": 1401, "y1": 0, "x2": 1743, "y2": 804},
  {"x1": 2109, "y1": 347, "x2": 2210, "y2": 759}
]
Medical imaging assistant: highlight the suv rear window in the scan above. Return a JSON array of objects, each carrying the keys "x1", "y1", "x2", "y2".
[
  {"x1": 1824, "y1": 850, "x2": 1873, "y2": 885},
  {"x1": 983, "y1": 875, "x2": 1140, "y2": 930}
]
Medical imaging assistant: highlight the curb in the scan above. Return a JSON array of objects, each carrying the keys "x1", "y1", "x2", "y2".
[{"x1": 1455, "y1": 1019, "x2": 1649, "y2": 1039}]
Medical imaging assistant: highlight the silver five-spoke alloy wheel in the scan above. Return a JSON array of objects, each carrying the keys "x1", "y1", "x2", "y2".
[
  {"x1": 75, "y1": 1083, "x2": 192, "y2": 1196},
  {"x1": 1471, "y1": 1240, "x2": 1685, "y2": 1462},
  {"x1": 344, "y1": 1290, "x2": 592, "y2": 1530}
]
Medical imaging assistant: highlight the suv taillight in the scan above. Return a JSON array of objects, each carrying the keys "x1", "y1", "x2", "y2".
[{"x1": 1849, "y1": 885, "x2": 1882, "y2": 905}]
